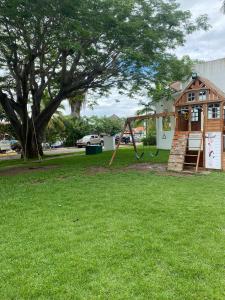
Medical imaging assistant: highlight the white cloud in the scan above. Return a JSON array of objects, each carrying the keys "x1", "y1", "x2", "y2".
[
  {"x1": 175, "y1": 0, "x2": 225, "y2": 60},
  {"x1": 66, "y1": 88, "x2": 148, "y2": 118},
  {"x1": 81, "y1": 91, "x2": 142, "y2": 118}
]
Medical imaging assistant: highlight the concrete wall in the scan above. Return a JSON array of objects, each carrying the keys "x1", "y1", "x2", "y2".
[{"x1": 193, "y1": 58, "x2": 225, "y2": 93}]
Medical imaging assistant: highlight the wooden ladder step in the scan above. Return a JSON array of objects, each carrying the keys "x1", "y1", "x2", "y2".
[
  {"x1": 187, "y1": 138, "x2": 202, "y2": 140},
  {"x1": 184, "y1": 162, "x2": 197, "y2": 166},
  {"x1": 185, "y1": 154, "x2": 198, "y2": 157}
]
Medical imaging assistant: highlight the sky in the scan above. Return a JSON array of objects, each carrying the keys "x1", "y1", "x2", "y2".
[{"x1": 65, "y1": 0, "x2": 225, "y2": 118}]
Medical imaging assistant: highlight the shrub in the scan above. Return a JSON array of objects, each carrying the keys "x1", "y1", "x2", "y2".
[
  {"x1": 142, "y1": 135, "x2": 156, "y2": 146},
  {"x1": 63, "y1": 117, "x2": 91, "y2": 147}
]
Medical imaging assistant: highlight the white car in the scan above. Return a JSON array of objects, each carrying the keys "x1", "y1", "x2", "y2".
[
  {"x1": 42, "y1": 142, "x2": 51, "y2": 150},
  {"x1": 51, "y1": 140, "x2": 64, "y2": 148},
  {"x1": 0, "y1": 139, "x2": 11, "y2": 153},
  {"x1": 77, "y1": 135, "x2": 103, "y2": 148}
]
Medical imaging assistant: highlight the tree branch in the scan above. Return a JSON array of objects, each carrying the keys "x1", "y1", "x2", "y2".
[{"x1": 0, "y1": 89, "x2": 21, "y2": 135}]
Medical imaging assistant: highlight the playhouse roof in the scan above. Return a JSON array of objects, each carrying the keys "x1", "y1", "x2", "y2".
[
  {"x1": 175, "y1": 76, "x2": 225, "y2": 106},
  {"x1": 198, "y1": 76, "x2": 225, "y2": 98}
]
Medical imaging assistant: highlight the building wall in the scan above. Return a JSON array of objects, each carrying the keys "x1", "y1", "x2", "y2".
[{"x1": 193, "y1": 58, "x2": 225, "y2": 93}]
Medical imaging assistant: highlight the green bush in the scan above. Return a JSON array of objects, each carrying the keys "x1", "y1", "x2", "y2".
[
  {"x1": 142, "y1": 135, "x2": 156, "y2": 146},
  {"x1": 63, "y1": 117, "x2": 91, "y2": 147},
  {"x1": 0, "y1": 122, "x2": 15, "y2": 138}
]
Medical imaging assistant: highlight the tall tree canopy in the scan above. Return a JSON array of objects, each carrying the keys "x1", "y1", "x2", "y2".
[
  {"x1": 0, "y1": 0, "x2": 208, "y2": 158},
  {"x1": 148, "y1": 55, "x2": 194, "y2": 102}
]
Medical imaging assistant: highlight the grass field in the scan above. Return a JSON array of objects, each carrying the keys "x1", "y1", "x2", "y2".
[{"x1": 0, "y1": 148, "x2": 225, "y2": 299}]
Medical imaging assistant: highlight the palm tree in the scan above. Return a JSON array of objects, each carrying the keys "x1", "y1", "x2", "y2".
[
  {"x1": 135, "y1": 101, "x2": 155, "y2": 136},
  {"x1": 136, "y1": 102, "x2": 154, "y2": 116},
  {"x1": 68, "y1": 92, "x2": 86, "y2": 118},
  {"x1": 41, "y1": 93, "x2": 66, "y2": 144},
  {"x1": 45, "y1": 109, "x2": 65, "y2": 136}
]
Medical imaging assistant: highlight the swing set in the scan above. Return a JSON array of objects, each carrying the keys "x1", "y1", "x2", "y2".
[{"x1": 109, "y1": 111, "x2": 175, "y2": 166}]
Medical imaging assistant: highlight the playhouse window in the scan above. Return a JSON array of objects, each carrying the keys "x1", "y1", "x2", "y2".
[
  {"x1": 178, "y1": 107, "x2": 189, "y2": 115},
  {"x1": 191, "y1": 107, "x2": 200, "y2": 122},
  {"x1": 199, "y1": 90, "x2": 207, "y2": 101},
  {"x1": 187, "y1": 92, "x2": 195, "y2": 101},
  {"x1": 208, "y1": 103, "x2": 220, "y2": 119}
]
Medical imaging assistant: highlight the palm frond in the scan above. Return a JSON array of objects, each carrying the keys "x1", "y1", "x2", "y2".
[{"x1": 69, "y1": 92, "x2": 87, "y2": 118}]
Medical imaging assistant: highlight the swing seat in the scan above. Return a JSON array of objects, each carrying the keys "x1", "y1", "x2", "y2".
[
  {"x1": 135, "y1": 149, "x2": 159, "y2": 159},
  {"x1": 135, "y1": 152, "x2": 144, "y2": 160},
  {"x1": 150, "y1": 149, "x2": 159, "y2": 157}
]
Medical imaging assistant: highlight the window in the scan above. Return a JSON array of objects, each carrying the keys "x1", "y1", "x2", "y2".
[
  {"x1": 187, "y1": 92, "x2": 195, "y2": 102},
  {"x1": 178, "y1": 107, "x2": 189, "y2": 115},
  {"x1": 178, "y1": 107, "x2": 188, "y2": 113},
  {"x1": 191, "y1": 106, "x2": 201, "y2": 122},
  {"x1": 178, "y1": 107, "x2": 189, "y2": 121},
  {"x1": 162, "y1": 116, "x2": 171, "y2": 131},
  {"x1": 199, "y1": 90, "x2": 207, "y2": 101},
  {"x1": 208, "y1": 103, "x2": 220, "y2": 119}
]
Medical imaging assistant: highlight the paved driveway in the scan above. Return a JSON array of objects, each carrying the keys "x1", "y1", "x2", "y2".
[{"x1": 0, "y1": 147, "x2": 85, "y2": 161}]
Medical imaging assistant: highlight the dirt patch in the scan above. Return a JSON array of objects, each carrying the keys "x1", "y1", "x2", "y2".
[
  {"x1": 126, "y1": 163, "x2": 167, "y2": 172},
  {"x1": 87, "y1": 163, "x2": 209, "y2": 177},
  {"x1": 56, "y1": 175, "x2": 75, "y2": 181},
  {"x1": 87, "y1": 166, "x2": 110, "y2": 175},
  {"x1": 30, "y1": 179, "x2": 46, "y2": 185},
  {"x1": 0, "y1": 165, "x2": 57, "y2": 177},
  {"x1": 125, "y1": 163, "x2": 196, "y2": 177}
]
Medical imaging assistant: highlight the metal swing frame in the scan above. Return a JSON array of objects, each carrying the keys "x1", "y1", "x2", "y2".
[{"x1": 109, "y1": 111, "x2": 175, "y2": 166}]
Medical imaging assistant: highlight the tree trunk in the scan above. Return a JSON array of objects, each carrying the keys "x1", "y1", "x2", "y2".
[
  {"x1": 0, "y1": 91, "x2": 61, "y2": 160},
  {"x1": 20, "y1": 124, "x2": 43, "y2": 159}
]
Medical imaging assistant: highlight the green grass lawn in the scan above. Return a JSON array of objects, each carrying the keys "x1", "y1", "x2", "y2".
[{"x1": 0, "y1": 148, "x2": 225, "y2": 299}]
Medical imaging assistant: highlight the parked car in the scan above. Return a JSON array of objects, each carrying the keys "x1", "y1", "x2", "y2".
[
  {"x1": 134, "y1": 136, "x2": 144, "y2": 142},
  {"x1": 0, "y1": 139, "x2": 11, "y2": 153},
  {"x1": 77, "y1": 135, "x2": 103, "y2": 148},
  {"x1": 11, "y1": 141, "x2": 22, "y2": 153},
  {"x1": 115, "y1": 135, "x2": 130, "y2": 144},
  {"x1": 0, "y1": 135, "x2": 22, "y2": 154},
  {"x1": 42, "y1": 142, "x2": 51, "y2": 150},
  {"x1": 51, "y1": 140, "x2": 64, "y2": 148}
]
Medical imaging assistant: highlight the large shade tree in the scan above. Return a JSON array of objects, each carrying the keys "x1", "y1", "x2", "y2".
[{"x1": 0, "y1": 0, "x2": 208, "y2": 158}]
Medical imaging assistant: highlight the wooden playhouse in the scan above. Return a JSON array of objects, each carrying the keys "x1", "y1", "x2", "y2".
[{"x1": 168, "y1": 75, "x2": 225, "y2": 172}]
